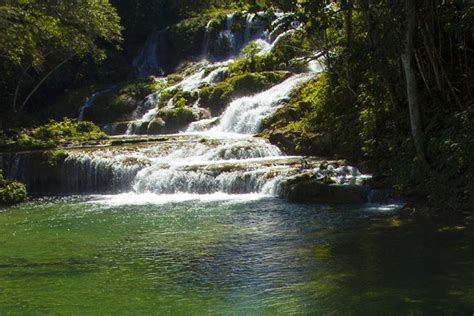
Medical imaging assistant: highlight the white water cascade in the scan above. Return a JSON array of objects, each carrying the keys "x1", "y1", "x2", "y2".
[
  {"x1": 1, "y1": 12, "x2": 374, "y2": 202},
  {"x1": 211, "y1": 73, "x2": 313, "y2": 134}
]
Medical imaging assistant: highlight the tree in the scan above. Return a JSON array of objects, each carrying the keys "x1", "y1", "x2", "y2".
[
  {"x1": 400, "y1": 0, "x2": 427, "y2": 165},
  {"x1": 0, "y1": 0, "x2": 122, "y2": 123}
]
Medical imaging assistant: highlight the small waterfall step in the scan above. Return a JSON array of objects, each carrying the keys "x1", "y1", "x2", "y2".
[{"x1": 1, "y1": 134, "x2": 370, "y2": 201}]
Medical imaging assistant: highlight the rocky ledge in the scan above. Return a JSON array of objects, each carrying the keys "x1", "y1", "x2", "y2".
[{"x1": 280, "y1": 173, "x2": 369, "y2": 204}]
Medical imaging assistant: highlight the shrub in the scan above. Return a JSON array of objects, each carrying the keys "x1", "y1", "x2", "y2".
[
  {"x1": 156, "y1": 106, "x2": 197, "y2": 124},
  {"x1": 0, "y1": 118, "x2": 108, "y2": 151},
  {"x1": 157, "y1": 88, "x2": 198, "y2": 109},
  {"x1": 0, "y1": 169, "x2": 27, "y2": 206}
]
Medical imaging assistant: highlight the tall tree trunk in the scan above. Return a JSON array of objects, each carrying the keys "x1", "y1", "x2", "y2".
[
  {"x1": 401, "y1": 0, "x2": 428, "y2": 165},
  {"x1": 13, "y1": 64, "x2": 33, "y2": 116},
  {"x1": 345, "y1": 0, "x2": 353, "y2": 49},
  {"x1": 16, "y1": 54, "x2": 75, "y2": 114}
]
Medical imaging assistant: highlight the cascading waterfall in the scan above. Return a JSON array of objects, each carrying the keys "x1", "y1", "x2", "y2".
[
  {"x1": 2, "y1": 133, "x2": 365, "y2": 196},
  {"x1": 2, "y1": 12, "x2": 371, "y2": 200},
  {"x1": 211, "y1": 73, "x2": 313, "y2": 134},
  {"x1": 202, "y1": 20, "x2": 213, "y2": 59},
  {"x1": 219, "y1": 14, "x2": 238, "y2": 56},
  {"x1": 124, "y1": 12, "x2": 302, "y2": 136}
]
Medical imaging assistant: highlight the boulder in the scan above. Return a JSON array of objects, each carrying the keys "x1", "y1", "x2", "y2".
[
  {"x1": 280, "y1": 174, "x2": 368, "y2": 204},
  {"x1": 147, "y1": 118, "x2": 166, "y2": 135}
]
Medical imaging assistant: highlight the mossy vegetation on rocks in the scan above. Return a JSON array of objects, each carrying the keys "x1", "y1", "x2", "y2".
[
  {"x1": 41, "y1": 150, "x2": 69, "y2": 167},
  {"x1": 0, "y1": 118, "x2": 108, "y2": 152},
  {"x1": 158, "y1": 10, "x2": 232, "y2": 70},
  {"x1": 151, "y1": 106, "x2": 200, "y2": 134},
  {"x1": 157, "y1": 88, "x2": 198, "y2": 109},
  {"x1": 199, "y1": 71, "x2": 291, "y2": 115},
  {"x1": 280, "y1": 173, "x2": 368, "y2": 204},
  {"x1": 228, "y1": 31, "x2": 311, "y2": 75},
  {"x1": 259, "y1": 73, "x2": 336, "y2": 156}
]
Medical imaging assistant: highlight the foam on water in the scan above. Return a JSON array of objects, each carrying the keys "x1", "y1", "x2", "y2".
[{"x1": 90, "y1": 192, "x2": 270, "y2": 206}]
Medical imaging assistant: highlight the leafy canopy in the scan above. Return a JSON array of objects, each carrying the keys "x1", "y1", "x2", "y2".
[{"x1": 0, "y1": 0, "x2": 123, "y2": 68}]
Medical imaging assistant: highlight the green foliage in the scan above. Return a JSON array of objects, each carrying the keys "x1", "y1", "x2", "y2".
[
  {"x1": 0, "y1": 0, "x2": 123, "y2": 126},
  {"x1": 0, "y1": 170, "x2": 27, "y2": 206},
  {"x1": 0, "y1": 119, "x2": 108, "y2": 151},
  {"x1": 260, "y1": 0, "x2": 473, "y2": 212},
  {"x1": 41, "y1": 150, "x2": 69, "y2": 168},
  {"x1": 228, "y1": 31, "x2": 311, "y2": 76},
  {"x1": 157, "y1": 89, "x2": 198, "y2": 109},
  {"x1": 153, "y1": 105, "x2": 199, "y2": 133},
  {"x1": 0, "y1": 0, "x2": 122, "y2": 67},
  {"x1": 261, "y1": 74, "x2": 334, "y2": 155}
]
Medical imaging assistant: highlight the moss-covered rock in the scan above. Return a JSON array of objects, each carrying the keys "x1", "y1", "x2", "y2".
[
  {"x1": 158, "y1": 11, "x2": 232, "y2": 71},
  {"x1": 157, "y1": 88, "x2": 199, "y2": 109},
  {"x1": 280, "y1": 174, "x2": 368, "y2": 204},
  {"x1": 153, "y1": 106, "x2": 199, "y2": 134},
  {"x1": 227, "y1": 31, "x2": 310, "y2": 76},
  {"x1": 199, "y1": 71, "x2": 291, "y2": 115},
  {"x1": 102, "y1": 122, "x2": 131, "y2": 136},
  {"x1": 41, "y1": 150, "x2": 68, "y2": 168},
  {"x1": 259, "y1": 74, "x2": 339, "y2": 156}
]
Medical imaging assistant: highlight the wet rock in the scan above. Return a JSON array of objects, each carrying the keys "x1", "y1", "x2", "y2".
[
  {"x1": 103, "y1": 122, "x2": 130, "y2": 136},
  {"x1": 268, "y1": 129, "x2": 299, "y2": 154},
  {"x1": 191, "y1": 107, "x2": 211, "y2": 120},
  {"x1": 147, "y1": 118, "x2": 166, "y2": 135},
  {"x1": 280, "y1": 174, "x2": 368, "y2": 204},
  {"x1": 266, "y1": 128, "x2": 333, "y2": 156}
]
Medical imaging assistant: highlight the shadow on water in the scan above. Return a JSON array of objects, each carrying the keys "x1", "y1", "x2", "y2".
[{"x1": 0, "y1": 197, "x2": 473, "y2": 314}]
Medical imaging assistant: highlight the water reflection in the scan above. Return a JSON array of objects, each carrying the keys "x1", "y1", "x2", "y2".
[{"x1": 0, "y1": 197, "x2": 472, "y2": 314}]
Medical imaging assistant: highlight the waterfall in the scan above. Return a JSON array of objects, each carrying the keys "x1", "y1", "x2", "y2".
[
  {"x1": 243, "y1": 13, "x2": 255, "y2": 44},
  {"x1": 124, "y1": 12, "x2": 296, "y2": 136},
  {"x1": 133, "y1": 29, "x2": 166, "y2": 79},
  {"x1": 202, "y1": 20, "x2": 213, "y2": 59},
  {"x1": 260, "y1": 29, "x2": 297, "y2": 55},
  {"x1": 2, "y1": 137, "x2": 367, "y2": 196},
  {"x1": 1, "y1": 11, "x2": 372, "y2": 201},
  {"x1": 211, "y1": 73, "x2": 313, "y2": 134},
  {"x1": 78, "y1": 88, "x2": 113, "y2": 121},
  {"x1": 218, "y1": 14, "x2": 237, "y2": 57},
  {"x1": 125, "y1": 92, "x2": 162, "y2": 135}
]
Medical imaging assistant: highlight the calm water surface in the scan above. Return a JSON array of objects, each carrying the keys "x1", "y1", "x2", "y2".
[{"x1": 0, "y1": 194, "x2": 473, "y2": 315}]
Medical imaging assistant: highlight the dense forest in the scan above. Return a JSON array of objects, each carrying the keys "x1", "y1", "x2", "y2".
[{"x1": 0, "y1": 0, "x2": 473, "y2": 213}]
